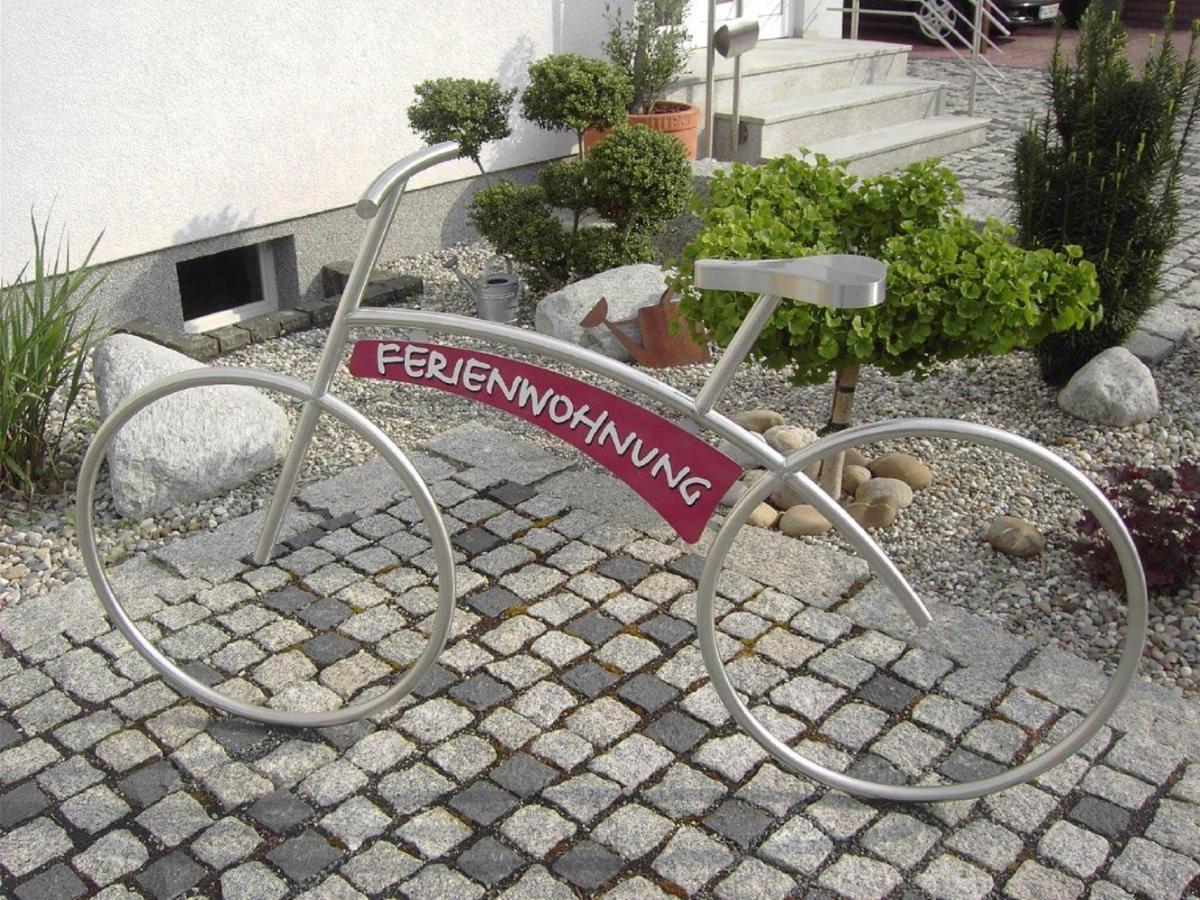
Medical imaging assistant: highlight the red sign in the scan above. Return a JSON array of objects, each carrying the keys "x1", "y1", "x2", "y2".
[{"x1": 348, "y1": 340, "x2": 741, "y2": 543}]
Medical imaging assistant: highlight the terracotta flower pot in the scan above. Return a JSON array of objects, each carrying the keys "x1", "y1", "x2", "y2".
[{"x1": 583, "y1": 101, "x2": 700, "y2": 160}]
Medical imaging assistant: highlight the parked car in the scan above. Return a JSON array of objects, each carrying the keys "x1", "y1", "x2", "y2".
[{"x1": 848, "y1": 0, "x2": 1062, "y2": 43}]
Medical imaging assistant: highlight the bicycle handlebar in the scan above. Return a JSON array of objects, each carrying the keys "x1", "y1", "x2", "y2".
[{"x1": 356, "y1": 141, "x2": 463, "y2": 220}]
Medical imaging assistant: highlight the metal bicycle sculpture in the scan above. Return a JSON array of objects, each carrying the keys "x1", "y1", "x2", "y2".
[{"x1": 78, "y1": 142, "x2": 1148, "y2": 803}]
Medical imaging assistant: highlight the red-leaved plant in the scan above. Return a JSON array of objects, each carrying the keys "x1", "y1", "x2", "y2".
[{"x1": 1075, "y1": 462, "x2": 1200, "y2": 595}]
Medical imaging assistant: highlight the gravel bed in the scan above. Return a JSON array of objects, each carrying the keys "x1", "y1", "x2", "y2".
[{"x1": 2, "y1": 241, "x2": 1197, "y2": 697}]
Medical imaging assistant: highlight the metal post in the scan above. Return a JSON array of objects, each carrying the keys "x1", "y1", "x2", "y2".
[
  {"x1": 730, "y1": 0, "x2": 744, "y2": 160},
  {"x1": 851, "y1": 0, "x2": 861, "y2": 39},
  {"x1": 968, "y1": 0, "x2": 985, "y2": 115},
  {"x1": 703, "y1": 0, "x2": 717, "y2": 158}
]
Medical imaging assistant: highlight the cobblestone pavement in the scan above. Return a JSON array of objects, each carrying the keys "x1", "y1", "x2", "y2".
[
  {"x1": 911, "y1": 58, "x2": 1200, "y2": 365},
  {"x1": 3, "y1": 421, "x2": 1199, "y2": 899}
]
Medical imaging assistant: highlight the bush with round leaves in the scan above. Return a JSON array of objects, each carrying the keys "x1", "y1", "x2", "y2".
[
  {"x1": 407, "y1": 78, "x2": 515, "y2": 172},
  {"x1": 674, "y1": 154, "x2": 1100, "y2": 385}
]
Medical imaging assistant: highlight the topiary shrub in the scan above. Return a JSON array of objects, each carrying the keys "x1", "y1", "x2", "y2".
[
  {"x1": 673, "y1": 154, "x2": 1101, "y2": 495},
  {"x1": 407, "y1": 77, "x2": 516, "y2": 172},
  {"x1": 1015, "y1": 4, "x2": 1200, "y2": 383},
  {"x1": 1074, "y1": 462, "x2": 1200, "y2": 595},
  {"x1": 470, "y1": 124, "x2": 691, "y2": 291},
  {"x1": 520, "y1": 54, "x2": 633, "y2": 159}
]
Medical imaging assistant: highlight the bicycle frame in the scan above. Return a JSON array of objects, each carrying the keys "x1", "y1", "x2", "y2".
[{"x1": 251, "y1": 142, "x2": 934, "y2": 629}]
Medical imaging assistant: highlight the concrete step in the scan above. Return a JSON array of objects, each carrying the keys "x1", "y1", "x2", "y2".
[
  {"x1": 803, "y1": 115, "x2": 991, "y2": 176},
  {"x1": 666, "y1": 37, "x2": 912, "y2": 114},
  {"x1": 712, "y1": 79, "x2": 946, "y2": 162}
]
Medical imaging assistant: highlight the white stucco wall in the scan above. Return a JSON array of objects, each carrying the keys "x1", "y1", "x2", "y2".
[{"x1": 0, "y1": 0, "x2": 612, "y2": 280}]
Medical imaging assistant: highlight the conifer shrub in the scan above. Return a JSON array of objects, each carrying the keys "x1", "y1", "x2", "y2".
[{"x1": 1015, "y1": 3, "x2": 1200, "y2": 383}]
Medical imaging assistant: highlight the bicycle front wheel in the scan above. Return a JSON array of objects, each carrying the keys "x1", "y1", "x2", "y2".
[
  {"x1": 76, "y1": 367, "x2": 456, "y2": 728},
  {"x1": 697, "y1": 417, "x2": 1148, "y2": 803}
]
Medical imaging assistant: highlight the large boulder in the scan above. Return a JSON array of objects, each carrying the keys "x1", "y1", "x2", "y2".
[
  {"x1": 1057, "y1": 347, "x2": 1159, "y2": 426},
  {"x1": 535, "y1": 264, "x2": 668, "y2": 362},
  {"x1": 93, "y1": 334, "x2": 290, "y2": 517}
]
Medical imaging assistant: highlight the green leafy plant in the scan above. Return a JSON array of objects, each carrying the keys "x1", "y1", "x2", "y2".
[
  {"x1": 520, "y1": 54, "x2": 633, "y2": 159},
  {"x1": 407, "y1": 77, "x2": 516, "y2": 172},
  {"x1": 1, "y1": 215, "x2": 103, "y2": 497},
  {"x1": 1015, "y1": 3, "x2": 1200, "y2": 383},
  {"x1": 470, "y1": 124, "x2": 691, "y2": 291},
  {"x1": 1074, "y1": 462, "x2": 1200, "y2": 595},
  {"x1": 603, "y1": 0, "x2": 691, "y2": 114},
  {"x1": 674, "y1": 154, "x2": 1100, "y2": 494}
]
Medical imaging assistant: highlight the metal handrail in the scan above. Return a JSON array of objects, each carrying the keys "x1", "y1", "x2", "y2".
[{"x1": 833, "y1": 0, "x2": 1010, "y2": 114}]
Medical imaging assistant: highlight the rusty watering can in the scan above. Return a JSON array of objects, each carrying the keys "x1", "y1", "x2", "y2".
[
  {"x1": 445, "y1": 254, "x2": 521, "y2": 324},
  {"x1": 580, "y1": 287, "x2": 710, "y2": 368}
]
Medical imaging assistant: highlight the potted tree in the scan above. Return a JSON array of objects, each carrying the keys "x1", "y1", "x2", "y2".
[{"x1": 586, "y1": 0, "x2": 700, "y2": 159}]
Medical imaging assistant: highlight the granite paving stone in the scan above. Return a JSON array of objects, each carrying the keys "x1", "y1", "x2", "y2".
[
  {"x1": 1108, "y1": 837, "x2": 1200, "y2": 900},
  {"x1": 0, "y1": 817, "x2": 73, "y2": 878},
  {"x1": 500, "y1": 804, "x2": 576, "y2": 855},
  {"x1": 1004, "y1": 859, "x2": 1085, "y2": 900},
  {"x1": 653, "y1": 825, "x2": 734, "y2": 894},
  {"x1": 944, "y1": 818, "x2": 1024, "y2": 872},
  {"x1": 916, "y1": 854, "x2": 996, "y2": 900},
  {"x1": 266, "y1": 828, "x2": 344, "y2": 883},
  {"x1": 338, "y1": 840, "x2": 419, "y2": 894},
  {"x1": 133, "y1": 850, "x2": 206, "y2": 900},
  {"x1": 60, "y1": 784, "x2": 131, "y2": 833},
  {"x1": 71, "y1": 828, "x2": 148, "y2": 887},
  {"x1": 11, "y1": 862, "x2": 88, "y2": 900},
  {"x1": 191, "y1": 817, "x2": 263, "y2": 869},
  {"x1": 457, "y1": 836, "x2": 524, "y2": 886},
  {"x1": 220, "y1": 860, "x2": 289, "y2": 900},
  {"x1": 7, "y1": 422, "x2": 1200, "y2": 897}
]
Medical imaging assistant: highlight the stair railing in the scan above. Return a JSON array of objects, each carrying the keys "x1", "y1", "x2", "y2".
[{"x1": 833, "y1": 0, "x2": 1011, "y2": 114}]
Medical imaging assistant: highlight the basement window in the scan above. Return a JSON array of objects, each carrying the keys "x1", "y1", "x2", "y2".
[{"x1": 178, "y1": 242, "x2": 279, "y2": 333}]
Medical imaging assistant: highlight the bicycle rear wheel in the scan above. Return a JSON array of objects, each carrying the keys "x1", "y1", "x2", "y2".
[
  {"x1": 76, "y1": 367, "x2": 456, "y2": 728},
  {"x1": 697, "y1": 417, "x2": 1147, "y2": 802}
]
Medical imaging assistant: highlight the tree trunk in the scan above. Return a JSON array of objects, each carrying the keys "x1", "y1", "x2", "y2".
[{"x1": 817, "y1": 364, "x2": 860, "y2": 500}]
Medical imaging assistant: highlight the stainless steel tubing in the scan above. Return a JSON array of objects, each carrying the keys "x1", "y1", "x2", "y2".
[
  {"x1": 254, "y1": 142, "x2": 462, "y2": 565},
  {"x1": 696, "y1": 418, "x2": 1148, "y2": 802},
  {"x1": 703, "y1": 0, "x2": 718, "y2": 158},
  {"x1": 76, "y1": 367, "x2": 458, "y2": 728}
]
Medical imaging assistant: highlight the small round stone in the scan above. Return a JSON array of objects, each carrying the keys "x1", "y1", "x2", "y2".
[
  {"x1": 842, "y1": 465, "x2": 872, "y2": 496},
  {"x1": 780, "y1": 504, "x2": 833, "y2": 536},
  {"x1": 856, "y1": 477, "x2": 914, "y2": 509},
  {"x1": 747, "y1": 502, "x2": 780, "y2": 528},
  {"x1": 731, "y1": 408, "x2": 785, "y2": 433},
  {"x1": 869, "y1": 452, "x2": 933, "y2": 490},
  {"x1": 985, "y1": 516, "x2": 1046, "y2": 558}
]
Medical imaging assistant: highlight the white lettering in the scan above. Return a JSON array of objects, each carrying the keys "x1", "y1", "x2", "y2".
[
  {"x1": 629, "y1": 439, "x2": 659, "y2": 469},
  {"x1": 425, "y1": 350, "x2": 451, "y2": 384},
  {"x1": 678, "y1": 475, "x2": 712, "y2": 507},
  {"x1": 376, "y1": 342, "x2": 404, "y2": 374},
  {"x1": 650, "y1": 455, "x2": 688, "y2": 489},
  {"x1": 570, "y1": 406, "x2": 609, "y2": 444},
  {"x1": 547, "y1": 394, "x2": 574, "y2": 424},
  {"x1": 485, "y1": 368, "x2": 520, "y2": 402},
  {"x1": 403, "y1": 345, "x2": 428, "y2": 379},
  {"x1": 431, "y1": 356, "x2": 464, "y2": 386},
  {"x1": 462, "y1": 359, "x2": 489, "y2": 392},
  {"x1": 516, "y1": 380, "x2": 555, "y2": 416},
  {"x1": 597, "y1": 421, "x2": 637, "y2": 456}
]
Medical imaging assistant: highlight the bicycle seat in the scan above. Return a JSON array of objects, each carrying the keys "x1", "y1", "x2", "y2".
[{"x1": 694, "y1": 255, "x2": 886, "y2": 308}]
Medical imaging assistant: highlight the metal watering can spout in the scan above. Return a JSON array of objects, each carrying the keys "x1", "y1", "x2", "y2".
[{"x1": 443, "y1": 255, "x2": 481, "y2": 303}]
